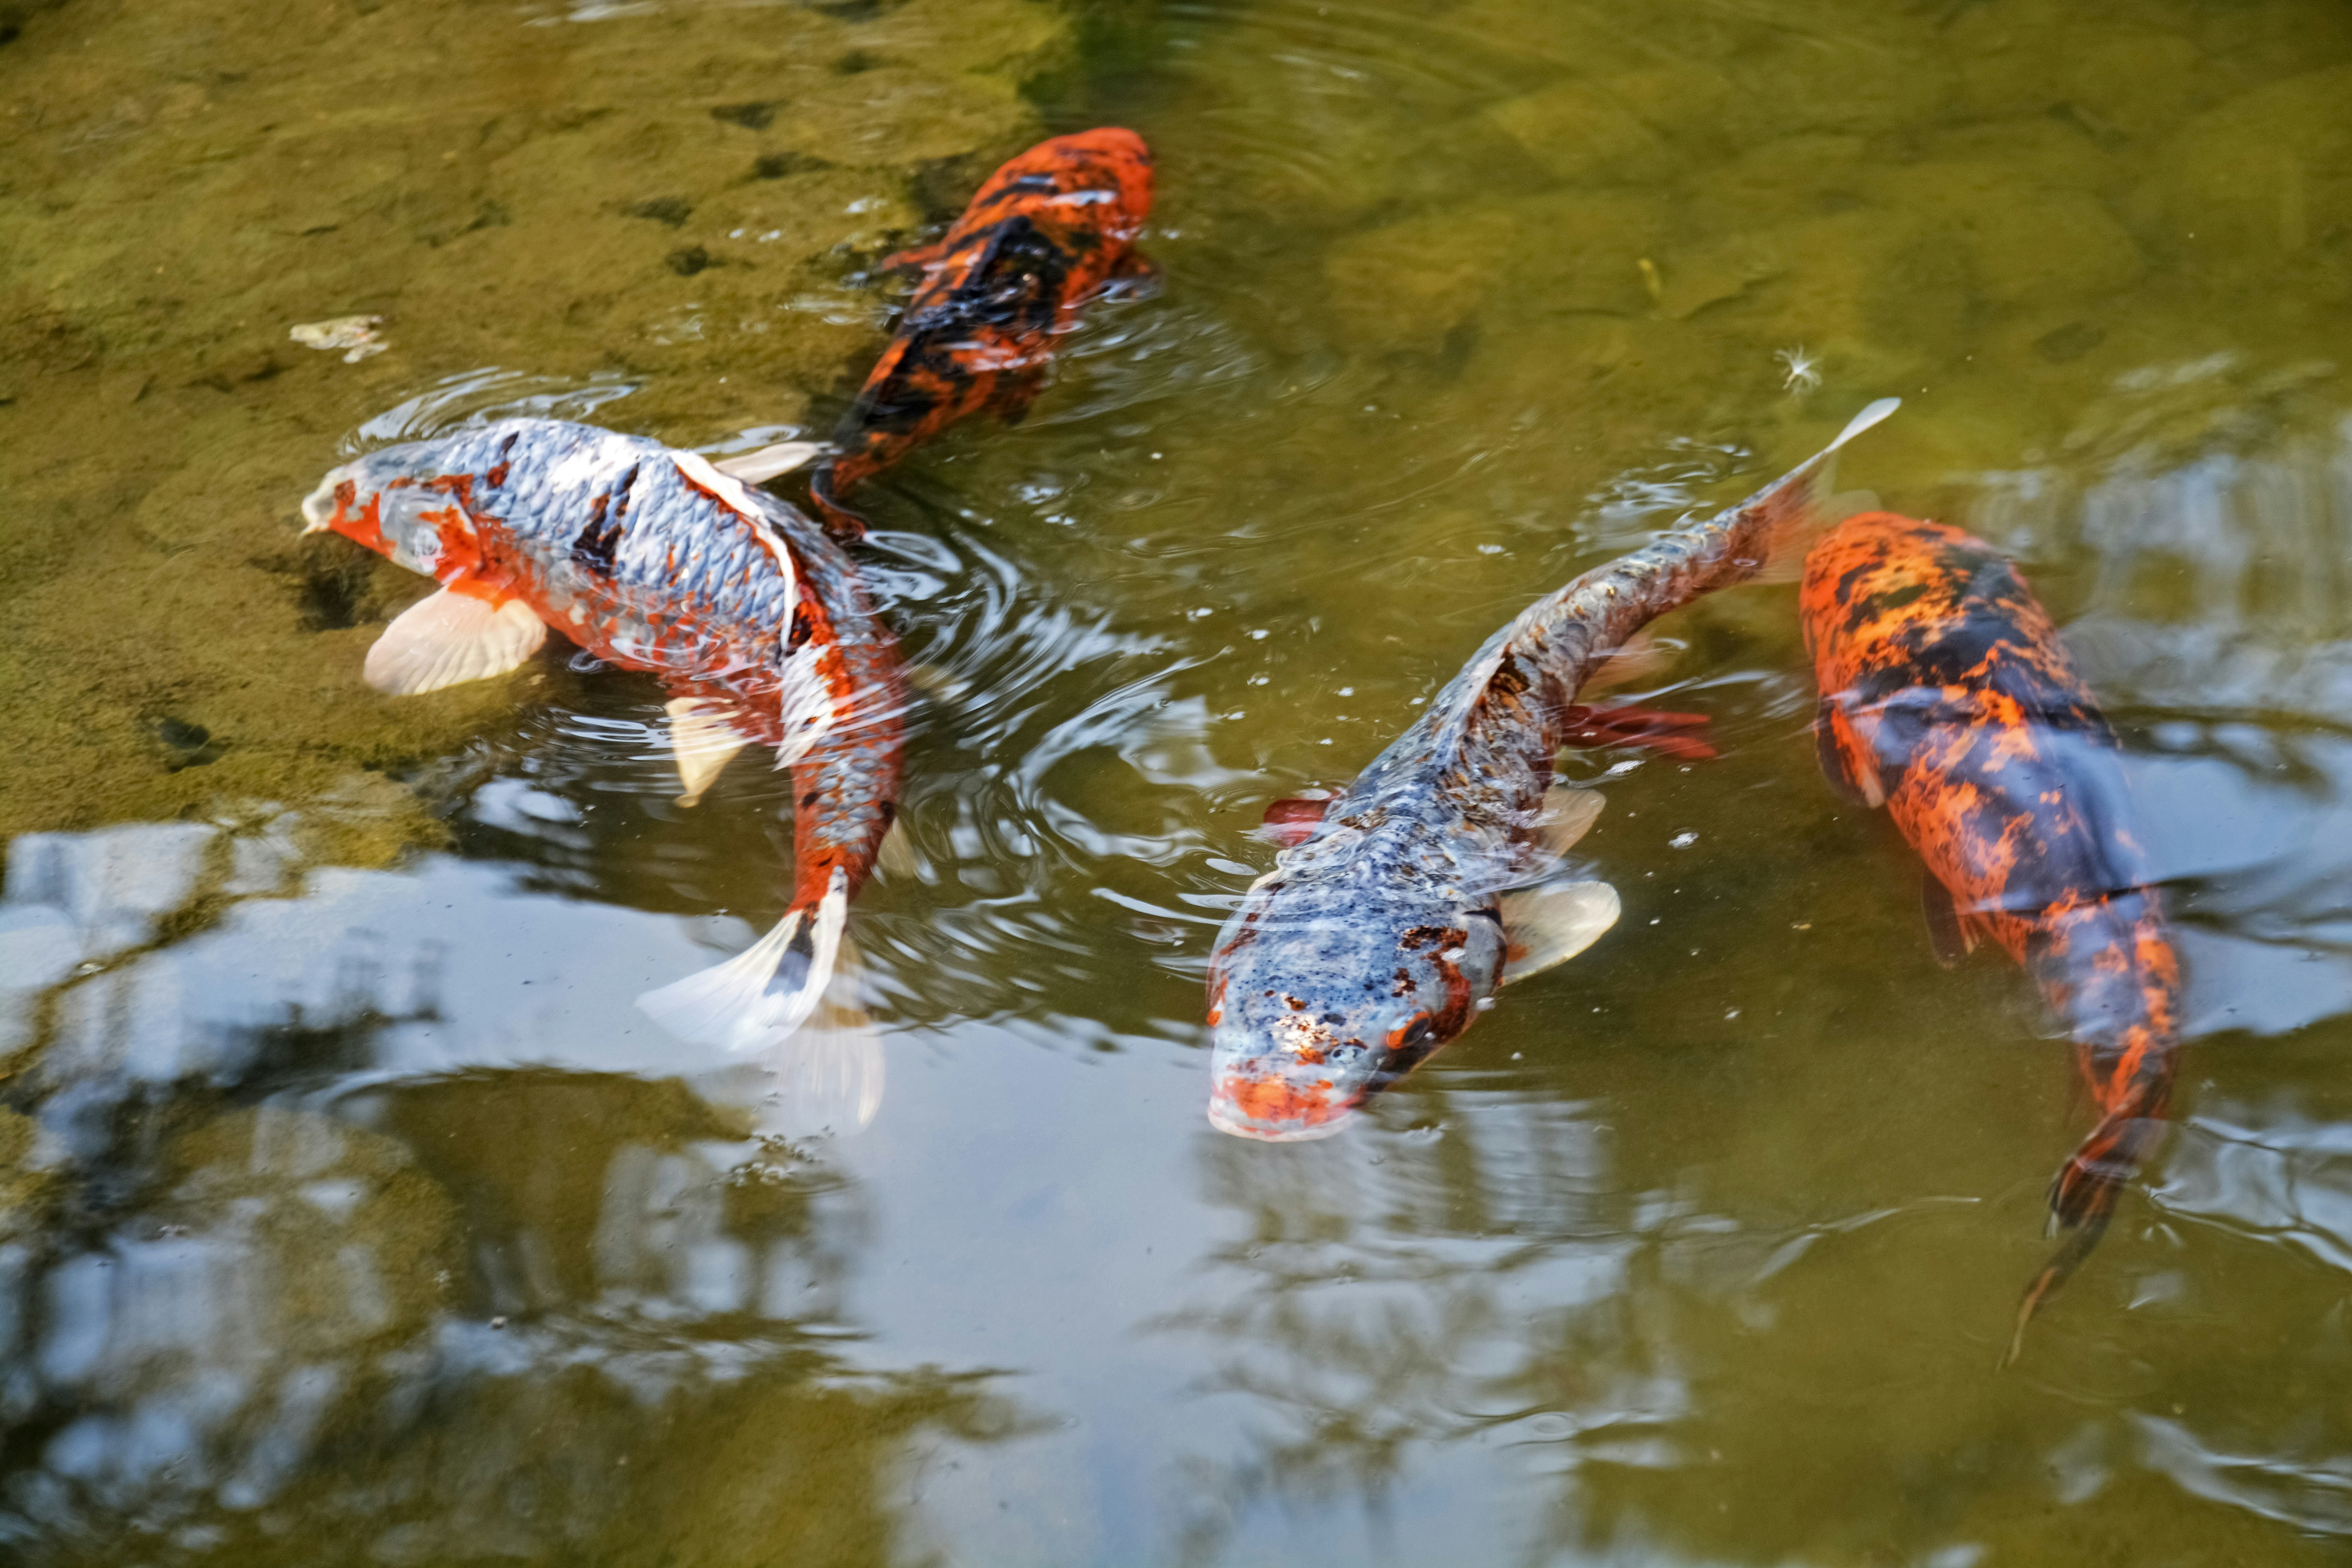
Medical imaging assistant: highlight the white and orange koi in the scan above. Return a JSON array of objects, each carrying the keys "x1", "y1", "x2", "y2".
[{"x1": 300, "y1": 419, "x2": 904, "y2": 1093}]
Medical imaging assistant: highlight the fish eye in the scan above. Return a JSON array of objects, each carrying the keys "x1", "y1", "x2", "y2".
[{"x1": 1385, "y1": 1011, "x2": 1432, "y2": 1050}]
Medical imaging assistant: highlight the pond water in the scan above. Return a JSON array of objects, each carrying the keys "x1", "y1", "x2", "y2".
[{"x1": 5, "y1": 0, "x2": 2352, "y2": 1561}]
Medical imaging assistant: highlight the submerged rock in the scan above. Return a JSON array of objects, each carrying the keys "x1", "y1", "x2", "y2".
[{"x1": 0, "y1": 0, "x2": 1071, "y2": 855}]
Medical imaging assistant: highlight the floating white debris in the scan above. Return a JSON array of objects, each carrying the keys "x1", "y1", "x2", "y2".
[
  {"x1": 1670, "y1": 831, "x2": 1698, "y2": 849},
  {"x1": 289, "y1": 315, "x2": 386, "y2": 363}
]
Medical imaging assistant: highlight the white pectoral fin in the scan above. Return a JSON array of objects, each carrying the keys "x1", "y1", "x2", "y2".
[
  {"x1": 363, "y1": 588, "x2": 548, "y2": 695},
  {"x1": 711, "y1": 441, "x2": 826, "y2": 483},
  {"x1": 1498, "y1": 880, "x2": 1622, "y2": 984},
  {"x1": 1536, "y1": 784, "x2": 1606, "y2": 858},
  {"x1": 637, "y1": 869, "x2": 850, "y2": 1053},
  {"x1": 665, "y1": 697, "x2": 751, "y2": 806}
]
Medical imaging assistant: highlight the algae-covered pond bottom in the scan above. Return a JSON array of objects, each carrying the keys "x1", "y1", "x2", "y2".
[{"x1": 5, "y1": 0, "x2": 2352, "y2": 1562}]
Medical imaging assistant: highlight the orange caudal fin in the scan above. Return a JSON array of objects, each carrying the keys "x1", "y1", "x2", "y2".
[
  {"x1": 2005, "y1": 1213, "x2": 2114, "y2": 1368},
  {"x1": 2005, "y1": 1107, "x2": 2166, "y2": 1366},
  {"x1": 1561, "y1": 704, "x2": 1717, "y2": 761},
  {"x1": 2049, "y1": 1104, "x2": 2165, "y2": 1233}
]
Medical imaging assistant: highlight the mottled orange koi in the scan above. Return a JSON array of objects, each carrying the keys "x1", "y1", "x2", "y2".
[
  {"x1": 1800, "y1": 513, "x2": 2180, "y2": 1361},
  {"x1": 809, "y1": 127, "x2": 1157, "y2": 537}
]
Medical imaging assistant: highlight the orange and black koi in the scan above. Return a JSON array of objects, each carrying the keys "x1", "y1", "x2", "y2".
[
  {"x1": 1800, "y1": 512, "x2": 2181, "y2": 1360},
  {"x1": 808, "y1": 127, "x2": 1158, "y2": 537}
]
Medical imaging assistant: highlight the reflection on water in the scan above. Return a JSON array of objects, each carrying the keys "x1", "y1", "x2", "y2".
[{"x1": 5, "y1": 0, "x2": 2352, "y2": 1559}]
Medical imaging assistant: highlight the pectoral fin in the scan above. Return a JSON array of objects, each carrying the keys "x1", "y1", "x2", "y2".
[
  {"x1": 1096, "y1": 249, "x2": 1164, "y2": 301},
  {"x1": 363, "y1": 588, "x2": 548, "y2": 695},
  {"x1": 666, "y1": 697, "x2": 752, "y2": 806},
  {"x1": 1259, "y1": 793, "x2": 1334, "y2": 848},
  {"x1": 1921, "y1": 874, "x2": 1973, "y2": 968},
  {"x1": 1498, "y1": 880, "x2": 1622, "y2": 984},
  {"x1": 1814, "y1": 696, "x2": 1885, "y2": 808},
  {"x1": 1579, "y1": 629, "x2": 1673, "y2": 696},
  {"x1": 1535, "y1": 784, "x2": 1605, "y2": 858}
]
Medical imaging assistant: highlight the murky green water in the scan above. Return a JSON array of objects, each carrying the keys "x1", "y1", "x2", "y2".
[{"x1": 5, "y1": 0, "x2": 2352, "y2": 1560}]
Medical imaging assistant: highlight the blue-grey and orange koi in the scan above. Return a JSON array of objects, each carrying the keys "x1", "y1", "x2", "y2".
[
  {"x1": 1800, "y1": 512, "x2": 2180, "y2": 1361},
  {"x1": 300, "y1": 417, "x2": 906, "y2": 1058},
  {"x1": 1203, "y1": 400, "x2": 1899, "y2": 1142},
  {"x1": 808, "y1": 127, "x2": 1158, "y2": 537}
]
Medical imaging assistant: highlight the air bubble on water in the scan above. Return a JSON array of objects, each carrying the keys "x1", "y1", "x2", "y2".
[{"x1": 1670, "y1": 831, "x2": 1698, "y2": 849}]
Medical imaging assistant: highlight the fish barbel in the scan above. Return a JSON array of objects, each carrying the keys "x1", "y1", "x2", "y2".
[
  {"x1": 1800, "y1": 512, "x2": 2180, "y2": 1363},
  {"x1": 808, "y1": 127, "x2": 1158, "y2": 536},
  {"x1": 1204, "y1": 399, "x2": 1899, "y2": 1141},
  {"x1": 300, "y1": 417, "x2": 906, "y2": 1098}
]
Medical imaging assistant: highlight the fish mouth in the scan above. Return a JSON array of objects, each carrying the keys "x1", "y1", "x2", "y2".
[
  {"x1": 1207, "y1": 1071, "x2": 1358, "y2": 1142},
  {"x1": 299, "y1": 469, "x2": 348, "y2": 534}
]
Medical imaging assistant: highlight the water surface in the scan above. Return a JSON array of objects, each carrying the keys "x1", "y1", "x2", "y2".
[{"x1": 4, "y1": 0, "x2": 2352, "y2": 1561}]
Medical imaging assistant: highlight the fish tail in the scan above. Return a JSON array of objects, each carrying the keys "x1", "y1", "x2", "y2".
[
  {"x1": 2004, "y1": 1209, "x2": 2114, "y2": 1368},
  {"x1": 808, "y1": 464, "x2": 872, "y2": 542},
  {"x1": 637, "y1": 866, "x2": 852, "y2": 1053},
  {"x1": 2004, "y1": 1103, "x2": 2167, "y2": 1366},
  {"x1": 2049, "y1": 1099, "x2": 2166, "y2": 1233},
  {"x1": 1740, "y1": 397, "x2": 1902, "y2": 584}
]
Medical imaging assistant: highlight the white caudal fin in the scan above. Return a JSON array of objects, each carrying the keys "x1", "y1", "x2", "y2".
[
  {"x1": 364, "y1": 588, "x2": 548, "y2": 695},
  {"x1": 1745, "y1": 396, "x2": 1902, "y2": 584},
  {"x1": 751, "y1": 934, "x2": 885, "y2": 1137},
  {"x1": 665, "y1": 696, "x2": 751, "y2": 806},
  {"x1": 636, "y1": 868, "x2": 851, "y2": 1052},
  {"x1": 712, "y1": 441, "x2": 827, "y2": 483},
  {"x1": 1497, "y1": 879, "x2": 1622, "y2": 984}
]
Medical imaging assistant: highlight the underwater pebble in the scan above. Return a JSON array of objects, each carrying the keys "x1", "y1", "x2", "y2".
[{"x1": 289, "y1": 315, "x2": 386, "y2": 363}]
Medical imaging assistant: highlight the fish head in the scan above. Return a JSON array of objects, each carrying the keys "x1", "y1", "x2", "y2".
[
  {"x1": 1022, "y1": 127, "x2": 1156, "y2": 243},
  {"x1": 1204, "y1": 865, "x2": 1505, "y2": 1142},
  {"x1": 300, "y1": 442, "x2": 482, "y2": 579}
]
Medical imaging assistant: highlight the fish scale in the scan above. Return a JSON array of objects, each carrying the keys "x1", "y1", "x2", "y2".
[
  {"x1": 300, "y1": 416, "x2": 906, "y2": 1073},
  {"x1": 1203, "y1": 399, "x2": 1898, "y2": 1143}
]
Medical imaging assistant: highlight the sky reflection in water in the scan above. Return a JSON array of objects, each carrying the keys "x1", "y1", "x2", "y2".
[{"x1": 4, "y1": 0, "x2": 2352, "y2": 1561}]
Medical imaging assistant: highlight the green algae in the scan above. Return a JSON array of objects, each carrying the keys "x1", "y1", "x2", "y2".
[
  {"x1": 4, "y1": 0, "x2": 2352, "y2": 1562},
  {"x1": 0, "y1": 0, "x2": 1071, "y2": 855}
]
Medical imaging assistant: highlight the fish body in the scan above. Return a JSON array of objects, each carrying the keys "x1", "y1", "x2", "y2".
[
  {"x1": 809, "y1": 127, "x2": 1158, "y2": 535},
  {"x1": 1799, "y1": 512, "x2": 2179, "y2": 1352},
  {"x1": 1204, "y1": 401, "x2": 1899, "y2": 1141},
  {"x1": 301, "y1": 417, "x2": 906, "y2": 1054}
]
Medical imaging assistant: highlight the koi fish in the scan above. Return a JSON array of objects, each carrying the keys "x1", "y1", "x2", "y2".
[
  {"x1": 299, "y1": 419, "x2": 905, "y2": 1079},
  {"x1": 1203, "y1": 399, "x2": 1900, "y2": 1142},
  {"x1": 1799, "y1": 512, "x2": 2180, "y2": 1361},
  {"x1": 808, "y1": 126, "x2": 1158, "y2": 537}
]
